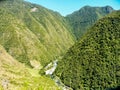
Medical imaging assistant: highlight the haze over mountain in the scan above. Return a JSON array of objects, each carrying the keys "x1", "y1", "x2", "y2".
[
  {"x1": 56, "y1": 11, "x2": 120, "y2": 90},
  {"x1": 66, "y1": 6, "x2": 114, "y2": 39}
]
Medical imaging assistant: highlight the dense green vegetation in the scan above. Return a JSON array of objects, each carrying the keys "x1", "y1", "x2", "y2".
[
  {"x1": 0, "y1": 0, "x2": 74, "y2": 67},
  {"x1": 66, "y1": 6, "x2": 114, "y2": 40},
  {"x1": 108, "y1": 86, "x2": 120, "y2": 90},
  {"x1": 55, "y1": 11, "x2": 120, "y2": 90}
]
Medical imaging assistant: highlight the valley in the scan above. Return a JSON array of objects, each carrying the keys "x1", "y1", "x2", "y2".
[{"x1": 0, "y1": 0, "x2": 120, "y2": 90}]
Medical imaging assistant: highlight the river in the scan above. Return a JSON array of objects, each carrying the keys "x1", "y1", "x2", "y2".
[{"x1": 44, "y1": 60, "x2": 72, "y2": 90}]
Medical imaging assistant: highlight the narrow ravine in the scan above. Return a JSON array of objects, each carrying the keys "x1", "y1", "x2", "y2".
[
  {"x1": 45, "y1": 60, "x2": 58, "y2": 75},
  {"x1": 44, "y1": 60, "x2": 72, "y2": 90}
]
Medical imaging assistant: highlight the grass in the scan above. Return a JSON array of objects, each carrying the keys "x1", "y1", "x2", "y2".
[{"x1": 0, "y1": 45, "x2": 60, "y2": 90}]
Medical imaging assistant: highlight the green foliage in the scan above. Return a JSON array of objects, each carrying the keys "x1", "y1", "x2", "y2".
[
  {"x1": 0, "y1": 0, "x2": 74, "y2": 67},
  {"x1": 66, "y1": 6, "x2": 114, "y2": 40},
  {"x1": 108, "y1": 86, "x2": 120, "y2": 90},
  {"x1": 56, "y1": 11, "x2": 120, "y2": 90}
]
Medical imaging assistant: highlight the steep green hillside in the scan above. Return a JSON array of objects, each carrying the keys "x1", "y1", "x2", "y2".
[
  {"x1": 66, "y1": 6, "x2": 114, "y2": 39},
  {"x1": 0, "y1": 44, "x2": 60, "y2": 90},
  {"x1": 0, "y1": 0, "x2": 74, "y2": 67},
  {"x1": 56, "y1": 11, "x2": 120, "y2": 90}
]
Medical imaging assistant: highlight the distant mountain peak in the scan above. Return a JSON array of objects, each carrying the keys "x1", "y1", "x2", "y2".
[
  {"x1": 104, "y1": 5, "x2": 113, "y2": 9},
  {"x1": 102, "y1": 5, "x2": 114, "y2": 13},
  {"x1": 66, "y1": 5, "x2": 114, "y2": 40},
  {"x1": 82, "y1": 5, "x2": 91, "y2": 8}
]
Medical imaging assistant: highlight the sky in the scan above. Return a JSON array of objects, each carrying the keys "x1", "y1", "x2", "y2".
[{"x1": 25, "y1": 0, "x2": 120, "y2": 16}]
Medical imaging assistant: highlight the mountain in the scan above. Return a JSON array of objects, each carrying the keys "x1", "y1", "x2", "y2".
[
  {"x1": 0, "y1": 0, "x2": 74, "y2": 67},
  {"x1": 0, "y1": 44, "x2": 60, "y2": 89},
  {"x1": 55, "y1": 11, "x2": 120, "y2": 90},
  {"x1": 66, "y1": 6, "x2": 114, "y2": 40}
]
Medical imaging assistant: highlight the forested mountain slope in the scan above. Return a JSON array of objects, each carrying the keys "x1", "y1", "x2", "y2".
[
  {"x1": 0, "y1": 0, "x2": 74, "y2": 67},
  {"x1": 56, "y1": 11, "x2": 120, "y2": 90},
  {"x1": 66, "y1": 6, "x2": 114, "y2": 40}
]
